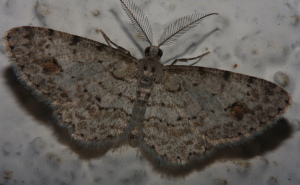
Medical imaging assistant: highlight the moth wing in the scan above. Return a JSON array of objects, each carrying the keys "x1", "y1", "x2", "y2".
[
  {"x1": 140, "y1": 65, "x2": 291, "y2": 165},
  {"x1": 4, "y1": 26, "x2": 139, "y2": 146}
]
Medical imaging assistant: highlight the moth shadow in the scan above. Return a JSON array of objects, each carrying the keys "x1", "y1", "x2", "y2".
[
  {"x1": 4, "y1": 67, "x2": 113, "y2": 159},
  {"x1": 109, "y1": 9, "x2": 144, "y2": 56},
  {"x1": 3, "y1": 67, "x2": 293, "y2": 175},
  {"x1": 163, "y1": 28, "x2": 219, "y2": 65},
  {"x1": 144, "y1": 117, "x2": 293, "y2": 177}
]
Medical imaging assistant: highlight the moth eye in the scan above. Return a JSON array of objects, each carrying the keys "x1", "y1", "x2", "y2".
[
  {"x1": 157, "y1": 49, "x2": 163, "y2": 57},
  {"x1": 145, "y1": 47, "x2": 151, "y2": 54},
  {"x1": 144, "y1": 66, "x2": 147, "y2": 71}
]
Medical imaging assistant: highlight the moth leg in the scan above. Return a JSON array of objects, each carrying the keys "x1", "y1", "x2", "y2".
[
  {"x1": 171, "y1": 51, "x2": 210, "y2": 65},
  {"x1": 98, "y1": 29, "x2": 131, "y2": 55}
]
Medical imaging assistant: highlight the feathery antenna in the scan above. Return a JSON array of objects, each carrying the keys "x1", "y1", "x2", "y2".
[
  {"x1": 120, "y1": 0, "x2": 153, "y2": 45},
  {"x1": 158, "y1": 13, "x2": 218, "y2": 47}
]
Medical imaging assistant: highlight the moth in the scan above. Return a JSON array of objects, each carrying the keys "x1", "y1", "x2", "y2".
[{"x1": 4, "y1": 0, "x2": 291, "y2": 167}]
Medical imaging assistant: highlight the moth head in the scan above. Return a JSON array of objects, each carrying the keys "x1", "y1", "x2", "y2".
[{"x1": 144, "y1": 46, "x2": 163, "y2": 59}]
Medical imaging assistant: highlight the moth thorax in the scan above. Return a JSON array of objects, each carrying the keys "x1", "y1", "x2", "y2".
[{"x1": 138, "y1": 57, "x2": 164, "y2": 83}]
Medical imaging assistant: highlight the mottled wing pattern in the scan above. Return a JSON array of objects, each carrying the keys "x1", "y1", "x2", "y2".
[
  {"x1": 4, "y1": 26, "x2": 138, "y2": 145},
  {"x1": 141, "y1": 66, "x2": 292, "y2": 165}
]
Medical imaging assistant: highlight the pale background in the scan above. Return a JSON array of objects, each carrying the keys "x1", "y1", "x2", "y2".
[{"x1": 0, "y1": 0, "x2": 299, "y2": 184}]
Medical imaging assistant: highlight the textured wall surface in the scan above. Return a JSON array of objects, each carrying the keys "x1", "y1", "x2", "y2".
[{"x1": 0, "y1": 0, "x2": 299, "y2": 184}]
